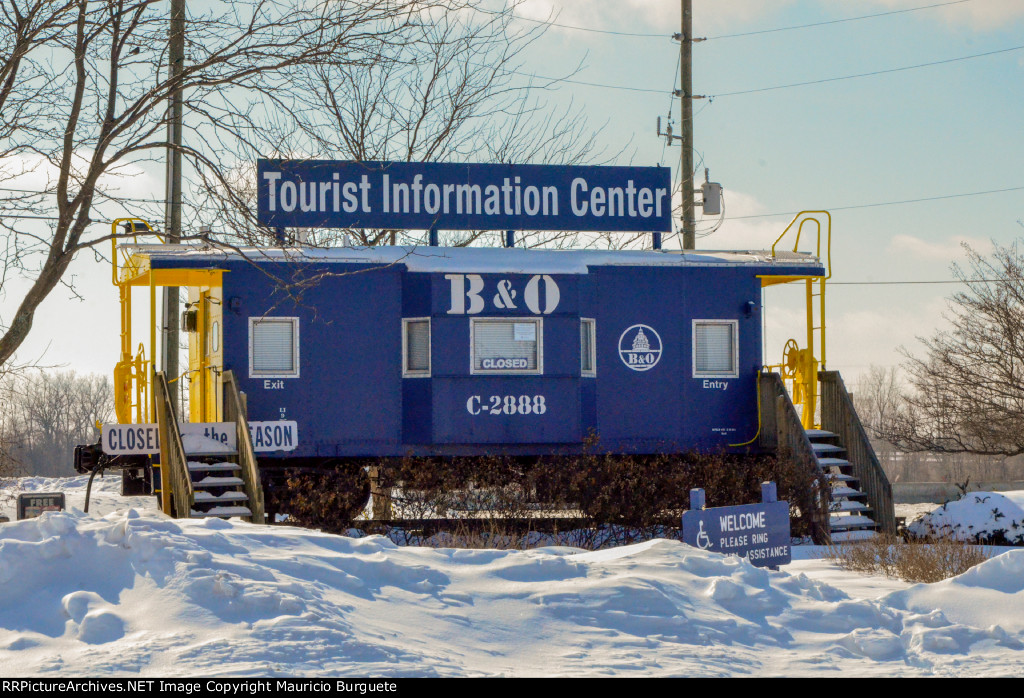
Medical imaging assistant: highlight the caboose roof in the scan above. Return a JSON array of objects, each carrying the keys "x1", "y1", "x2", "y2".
[{"x1": 128, "y1": 244, "x2": 825, "y2": 277}]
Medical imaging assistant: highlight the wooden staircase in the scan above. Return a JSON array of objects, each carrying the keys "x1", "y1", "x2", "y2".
[
  {"x1": 819, "y1": 371, "x2": 896, "y2": 540},
  {"x1": 154, "y1": 370, "x2": 265, "y2": 522},
  {"x1": 758, "y1": 371, "x2": 896, "y2": 545},
  {"x1": 186, "y1": 456, "x2": 253, "y2": 519},
  {"x1": 805, "y1": 429, "x2": 879, "y2": 541}
]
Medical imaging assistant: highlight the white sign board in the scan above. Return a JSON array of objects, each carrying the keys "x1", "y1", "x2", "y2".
[
  {"x1": 102, "y1": 421, "x2": 298, "y2": 454},
  {"x1": 179, "y1": 422, "x2": 237, "y2": 453},
  {"x1": 248, "y1": 421, "x2": 299, "y2": 452},
  {"x1": 513, "y1": 323, "x2": 536, "y2": 341},
  {"x1": 102, "y1": 424, "x2": 161, "y2": 455}
]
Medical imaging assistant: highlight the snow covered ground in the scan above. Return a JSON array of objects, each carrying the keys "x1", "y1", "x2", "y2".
[{"x1": 1, "y1": 476, "x2": 1022, "y2": 677}]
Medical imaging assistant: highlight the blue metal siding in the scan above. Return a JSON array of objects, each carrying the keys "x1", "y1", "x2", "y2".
[
  {"x1": 680, "y1": 268, "x2": 762, "y2": 449},
  {"x1": 588, "y1": 267, "x2": 685, "y2": 450},
  {"x1": 144, "y1": 252, "x2": 803, "y2": 459},
  {"x1": 221, "y1": 261, "x2": 404, "y2": 458},
  {"x1": 427, "y1": 272, "x2": 583, "y2": 445}
]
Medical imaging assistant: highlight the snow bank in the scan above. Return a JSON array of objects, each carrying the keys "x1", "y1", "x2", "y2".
[
  {"x1": 884, "y1": 551, "x2": 1024, "y2": 635},
  {"x1": 1, "y1": 509, "x2": 1023, "y2": 676},
  {"x1": 1, "y1": 474, "x2": 156, "y2": 522},
  {"x1": 908, "y1": 491, "x2": 1024, "y2": 544}
]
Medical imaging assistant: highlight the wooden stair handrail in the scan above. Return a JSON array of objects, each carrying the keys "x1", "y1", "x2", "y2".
[
  {"x1": 758, "y1": 372, "x2": 832, "y2": 544},
  {"x1": 819, "y1": 371, "x2": 896, "y2": 535},
  {"x1": 154, "y1": 372, "x2": 194, "y2": 518},
  {"x1": 221, "y1": 370, "x2": 265, "y2": 524}
]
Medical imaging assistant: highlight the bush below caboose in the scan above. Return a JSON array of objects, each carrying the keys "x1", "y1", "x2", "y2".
[{"x1": 269, "y1": 442, "x2": 828, "y2": 549}]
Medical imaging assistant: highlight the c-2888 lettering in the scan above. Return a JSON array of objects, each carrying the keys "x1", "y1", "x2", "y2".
[{"x1": 466, "y1": 395, "x2": 547, "y2": 416}]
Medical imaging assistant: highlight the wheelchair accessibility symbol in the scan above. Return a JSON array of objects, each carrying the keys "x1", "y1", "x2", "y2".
[{"x1": 695, "y1": 520, "x2": 712, "y2": 550}]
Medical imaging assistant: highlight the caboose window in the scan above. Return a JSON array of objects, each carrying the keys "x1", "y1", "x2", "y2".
[
  {"x1": 249, "y1": 317, "x2": 300, "y2": 378},
  {"x1": 581, "y1": 318, "x2": 596, "y2": 376},
  {"x1": 693, "y1": 320, "x2": 738, "y2": 378},
  {"x1": 403, "y1": 318, "x2": 431, "y2": 377},
  {"x1": 471, "y1": 318, "x2": 542, "y2": 374}
]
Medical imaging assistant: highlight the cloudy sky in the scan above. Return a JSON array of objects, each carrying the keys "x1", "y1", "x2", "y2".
[{"x1": 6, "y1": 0, "x2": 1024, "y2": 386}]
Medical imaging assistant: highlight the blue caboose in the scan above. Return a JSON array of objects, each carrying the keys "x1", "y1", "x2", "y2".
[{"x1": 138, "y1": 244, "x2": 824, "y2": 459}]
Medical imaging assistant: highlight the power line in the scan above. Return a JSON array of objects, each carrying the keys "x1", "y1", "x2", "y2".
[
  {"x1": 712, "y1": 43, "x2": 1024, "y2": 98},
  {"x1": 0, "y1": 186, "x2": 169, "y2": 205},
  {"x1": 470, "y1": 6, "x2": 664, "y2": 38},
  {"x1": 510, "y1": 68, "x2": 667, "y2": 94},
  {"x1": 503, "y1": 41, "x2": 1024, "y2": 98},
  {"x1": 473, "y1": 0, "x2": 974, "y2": 42},
  {"x1": 829, "y1": 278, "x2": 1010, "y2": 286},
  {"x1": 706, "y1": 0, "x2": 973, "y2": 40},
  {"x1": 725, "y1": 185, "x2": 1024, "y2": 221},
  {"x1": 0, "y1": 214, "x2": 68, "y2": 221}
]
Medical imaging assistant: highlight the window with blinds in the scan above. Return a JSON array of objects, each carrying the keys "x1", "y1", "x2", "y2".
[
  {"x1": 581, "y1": 318, "x2": 596, "y2": 376},
  {"x1": 249, "y1": 317, "x2": 299, "y2": 378},
  {"x1": 471, "y1": 318, "x2": 542, "y2": 374},
  {"x1": 693, "y1": 320, "x2": 738, "y2": 377},
  {"x1": 403, "y1": 318, "x2": 431, "y2": 376}
]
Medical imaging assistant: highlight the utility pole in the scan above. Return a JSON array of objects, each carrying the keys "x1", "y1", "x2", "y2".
[
  {"x1": 163, "y1": 0, "x2": 185, "y2": 414},
  {"x1": 680, "y1": 0, "x2": 695, "y2": 249}
]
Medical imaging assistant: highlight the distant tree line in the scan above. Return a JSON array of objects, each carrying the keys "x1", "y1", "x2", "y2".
[{"x1": 0, "y1": 370, "x2": 112, "y2": 478}]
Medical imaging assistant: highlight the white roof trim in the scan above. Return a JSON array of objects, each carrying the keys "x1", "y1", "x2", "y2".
[{"x1": 127, "y1": 244, "x2": 823, "y2": 275}]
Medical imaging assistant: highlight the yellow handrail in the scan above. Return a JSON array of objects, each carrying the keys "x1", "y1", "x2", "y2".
[
  {"x1": 770, "y1": 210, "x2": 832, "y2": 280},
  {"x1": 768, "y1": 211, "x2": 832, "y2": 430},
  {"x1": 110, "y1": 217, "x2": 161, "y2": 425}
]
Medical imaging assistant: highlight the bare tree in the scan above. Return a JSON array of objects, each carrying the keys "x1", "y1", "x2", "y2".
[
  {"x1": 1, "y1": 370, "x2": 111, "y2": 476},
  {"x1": 854, "y1": 365, "x2": 905, "y2": 477},
  {"x1": 889, "y1": 241, "x2": 1024, "y2": 456},
  {"x1": 191, "y1": 2, "x2": 612, "y2": 249},
  {"x1": 0, "y1": 0, "x2": 437, "y2": 368}
]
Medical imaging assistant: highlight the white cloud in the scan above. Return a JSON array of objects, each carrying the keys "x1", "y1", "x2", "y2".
[
  {"x1": 887, "y1": 234, "x2": 992, "y2": 262},
  {"x1": 763, "y1": 289, "x2": 950, "y2": 386},
  {"x1": 861, "y1": 0, "x2": 1024, "y2": 32}
]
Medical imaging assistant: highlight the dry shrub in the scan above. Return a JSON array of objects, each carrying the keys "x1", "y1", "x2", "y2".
[
  {"x1": 824, "y1": 533, "x2": 989, "y2": 583},
  {"x1": 366, "y1": 439, "x2": 829, "y2": 549},
  {"x1": 266, "y1": 464, "x2": 370, "y2": 531},
  {"x1": 265, "y1": 435, "x2": 830, "y2": 549}
]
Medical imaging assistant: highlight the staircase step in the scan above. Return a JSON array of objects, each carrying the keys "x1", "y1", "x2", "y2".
[
  {"x1": 188, "y1": 461, "x2": 240, "y2": 472},
  {"x1": 812, "y1": 443, "x2": 845, "y2": 455},
  {"x1": 830, "y1": 529, "x2": 879, "y2": 543},
  {"x1": 826, "y1": 473, "x2": 858, "y2": 484},
  {"x1": 805, "y1": 429, "x2": 837, "y2": 440},
  {"x1": 194, "y1": 491, "x2": 249, "y2": 503},
  {"x1": 190, "y1": 505, "x2": 252, "y2": 519},
  {"x1": 830, "y1": 485, "x2": 867, "y2": 498},
  {"x1": 193, "y1": 475, "x2": 244, "y2": 488},
  {"x1": 830, "y1": 514, "x2": 878, "y2": 530},
  {"x1": 829, "y1": 500, "x2": 872, "y2": 513},
  {"x1": 817, "y1": 457, "x2": 852, "y2": 468}
]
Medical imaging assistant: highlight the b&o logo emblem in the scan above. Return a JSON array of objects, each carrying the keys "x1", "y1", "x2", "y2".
[{"x1": 618, "y1": 324, "x2": 662, "y2": 372}]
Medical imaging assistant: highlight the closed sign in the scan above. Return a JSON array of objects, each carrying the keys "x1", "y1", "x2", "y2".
[{"x1": 102, "y1": 424, "x2": 160, "y2": 454}]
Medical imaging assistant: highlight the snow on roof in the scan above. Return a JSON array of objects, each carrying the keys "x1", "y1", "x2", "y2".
[{"x1": 129, "y1": 243, "x2": 824, "y2": 275}]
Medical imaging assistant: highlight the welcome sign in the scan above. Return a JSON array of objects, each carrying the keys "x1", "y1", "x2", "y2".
[
  {"x1": 257, "y1": 160, "x2": 672, "y2": 233},
  {"x1": 682, "y1": 492, "x2": 792, "y2": 568}
]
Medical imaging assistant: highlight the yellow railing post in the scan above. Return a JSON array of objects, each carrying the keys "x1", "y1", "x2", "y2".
[{"x1": 767, "y1": 211, "x2": 832, "y2": 429}]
